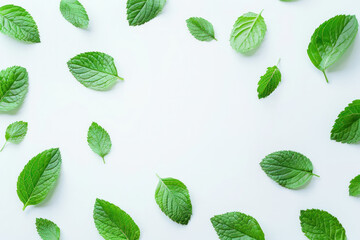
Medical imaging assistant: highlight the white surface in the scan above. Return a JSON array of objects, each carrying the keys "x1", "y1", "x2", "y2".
[{"x1": 0, "y1": 0, "x2": 360, "y2": 239}]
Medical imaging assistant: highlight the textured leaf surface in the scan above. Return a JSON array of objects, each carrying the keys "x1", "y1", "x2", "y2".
[
  {"x1": 300, "y1": 209, "x2": 346, "y2": 240},
  {"x1": 87, "y1": 122, "x2": 112, "y2": 163},
  {"x1": 349, "y1": 174, "x2": 360, "y2": 196},
  {"x1": 331, "y1": 100, "x2": 360, "y2": 144},
  {"x1": 0, "y1": 66, "x2": 28, "y2": 112},
  {"x1": 155, "y1": 176, "x2": 192, "y2": 225},
  {"x1": 60, "y1": 0, "x2": 89, "y2": 29},
  {"x1": 186, "y1": 17, "x2": 216, "y2": 42},
  {"x1": 5, "y1": 120, "x2": 28, "y2": 143},
  {"x1": 127, "y1": 0, "x2": 166, "y2": 26},
  {"x1": 36, "y1": 218, "x2": 60, "y2": 240},
  {"x1": 0, "y1": 4, "x2": 40, "y2": 43},
  {"x1": 307, "y1": 15, "x2": 358, "y2": 82},
  {"x1": 211, "y1": 212, "x2": 265, "y2": 240},
  {"x1": 67, "y1": 52, "x2": 123, "y2": 91},
  {"x1": 17, "y1": 148, "x2": 62, "y2": 210},
  {"x1": 257, "y1": 64, "x2": 281, "y2": 99},
  {"x1": 94, "y1": 198, "x2": 140, "y2": 240},
  {"x1": 260, "y1": 150, "x2": 317, "y2": 189},
  {"x1": 230, "y1": 11, "x2": 267, "y2": 54}
]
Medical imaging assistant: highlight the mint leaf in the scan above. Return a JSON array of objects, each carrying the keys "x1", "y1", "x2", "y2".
[
  {"x1": 308, "y1": 15, "x2": 358, "y2": 83},
  {"x1": 87, "y1": 122, "x2": 112, "y2": 163},
  {"x1": 211, "y1": 212, "x2": 265, "y2": 240},
  {"x1": 36, "y1": 218, "x2": 60, "y2": 240},
  {"x1": 94, "y1": 198, "x2": 140, "y2": 240},
  {"x1": 186, "y1": 17, "x2": 216, "y2": 42},
  {"x1": 300, "y1": 209, "x2": 346, "y2": 240},
  {"x1": 257, "y1": 59, "x2": 281, "y2": 99},
  {"x1": 0, "y1": 121, "x2": 28, "y2": 152},
  {"x1": 155, "y1": 175, "x2": 192, "y2": 225},
  {"x1": 60, "y1": 0, "x2": 89, "y2": 29},
  {"x1": 0, "y1": 4, "x2": 40, "y2": 43},
  {"x1": 260, "y1": 150, "x2": 318, "y2": 189},
  {"x1": 17, "y1": 148, "x2": 62, "y2": 210},
  {"x1": 349, "y1": 174, "x2": 360, "y2": 196},
  {"x1": 230, "y1": 11, "x2": 267, "y2": 54},
  {"x1": 0, "y1": 66, "x2": 29, "y2": 112},
  {"x1": 331, "y1": 100, "x2": 360, "y2": 144},
  {"x1": 127, "y1": 0, "x2": 166, "y2": 26},
  {"x1": 67, "y1": 52, "x2": 123, "y2": 91}
]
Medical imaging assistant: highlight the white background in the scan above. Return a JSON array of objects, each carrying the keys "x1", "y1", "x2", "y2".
[{"x1": 0, "y1": 0, "x2": 360, "y2": 239}]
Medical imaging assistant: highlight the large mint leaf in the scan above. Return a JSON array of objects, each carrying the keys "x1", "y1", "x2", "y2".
[
  {"x1": 0, "y1": 66, "x2": 29, "y2": 112},
  {"x1": 331, "y1": 100, "x2": 360, "y2": 144},
  {"x1": 36, "y1": 218, "x2": 60, "y2": 240},
  {"x1": 87, "y1": 122, "x2": 112, "y2": 163},
  {"x1": 230, "y1": 11, "x2": 267, "y2": 54},
  {"x1": 186, "y1": 17, "x2": 216, "y2": 42},
  {"x1": 260, "y1": 150, "x2": 318, "y2": 189},
  {"x1": 257, "y1": 60, "x2": 281, "y2": 99},
  {"x1": 93, "y1": 198, "x2": 140, "y2": 240},
  {"x1": 17, "y1": 148, "x2": 62, "y2": 210},
  {"x1": 300, "y1": 209, "x2": 346, "y2": 240},
  {"x1": 60, "y1": 0, "x2": 89, "y2": 29},
  {"x1": 349, "y1": 174, "x2": 360, "y2": 196},
  {"x1": 0, "y1": 4, "x2": 40, "y2": 43},
  {"x1": 0, "y1": 121, "x2": 28, "y2": 152},
  {"x1": 155, "y1": 175, "x2": 192, "y2": 225},
  {"x1": 127, "y1": 0, "x2": 166, "y2": 26},
  {"x1": 67, "y1": 52, "x2": 123, "y2": 91},
  {"x1": 307, "y1": 15, "x2": 358, "y2": 82},
  {"x1": 211, "y1": 212, "x2": 265, "y2": 240}
]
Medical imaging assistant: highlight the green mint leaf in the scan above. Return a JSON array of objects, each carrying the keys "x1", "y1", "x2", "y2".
[
  {"x1": 257, "y1": 60, "x2": 281, "y2": 99},
  {"x1": 155, "y1": 175, "x2": 192, "y2": 225},
  {"x1": 67, "y1": 51, "x2": 123, "y2": 91},
  {"x1": 0, "y1": 121, "x2": 28, "y2": 152},
  {"x1": 260, "y1": 150, "x2": 318, "y2": 189},
  {"x1": 94, "y1": 198, "x2": 140, "y2": 240},
  {"x1": 36, "y1": 218, "x2": 60, "y2": 240},
  {"x1": 186, "y1": 17, "x2": 217, "y2": 42},
  {"x1": 230, "y1": 10, "x2": 267, "y2": 54},
  {"x1": 331, "y1": 100, "x2": 360, "y2": 144},
  {"x1": 0, "y1": 4, "x2": 40, "y2": 43},
  {"x1": 300, "y1": 209, "x2": 346, "y2": 240},
  {"x1": 87, "y1": 122, "x2": 112, "y2": 163},
  {"x1": 0, "y1": 66, "x2": 29, "y2": 112},
  {"x1": 60, "y1": 0, "x2": 89, "y2": 29},
  {"x1": 17, "y1": 148, "x2": 62, "y2": 210},
  {"x1": 349, "y1": 174, "x2": 360, "y2": 196},
  {"x1": 307, "y1": 15, "x2": 358, "y2": 83},
  {"x1": 126, "y1": 0, "x2": 166, "y2": 26},
  {"x1": 211, "y1": 212, "x2": 265, "y2": 240}
]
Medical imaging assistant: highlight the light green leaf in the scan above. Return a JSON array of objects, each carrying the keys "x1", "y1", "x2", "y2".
[
  {"x1": 155, "y1": 175, "x2": 192, "y2": 225},
  {"x1": 93, "y1": 198, "x2": 140, "y2": 240},
  {"x1": 257, "y1": 60, "x2": 281, "y2": 99},
  {"x1": 307, "y1": 15, "x2": 358, "y2": 83},
  {"x1": 67, "y1": 52, "x2": 123, "y2": 91},
  {"x1": 36, "y1": 218, "x2": 60, "y2": 240},
  {"x1": 230, "y1": 11, "x2": 267, "y2": 54},
  {"x1": 87, "y1": 122, "x2": 112, "y2": 163},
  {"x1": 0, "y1": 121, "x2": 28, "y2": 152},
  {"x1": 211, "y1": 212, "x2": 265, "y2": 240},
  {"x1": 300, "y1": 209, "x2": 346, "y2": 240},
  {"x1": 186, "y1": 17, "x2": 216, "y2": 42},
  {"x1": 127, "y1": 0, "x2": 166, "y2": 26},
  {"x1": 331, "y1": 100, "x2": 360, "y2": 144},
  {"x1": 0, "y1": 4, "x2": 40, "y2": 43},
  {"x1": 17, "y1": 148, "x2": 62, "y2": 210},
  {"x1": 260, "y1": 150, "x2": 318, "y2": 189},
  {"x1": 60, "y1": 0, "x2": 89, "y2": 29},
  {"x1": 349, "y1": 174, "x2": 360, "y2": 196},
  {"x1": 0, "y1": 66, "x2": 29, "y2": 112}
]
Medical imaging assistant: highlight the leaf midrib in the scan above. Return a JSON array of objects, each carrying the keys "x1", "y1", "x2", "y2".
[{"x1": 236, "y1": 12, "x2": 263, "y2": 48}]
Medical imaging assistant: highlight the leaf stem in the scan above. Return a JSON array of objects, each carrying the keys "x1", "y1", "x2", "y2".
[
  {"x1": 322, "y1": 71, "x2": 329, "y2": 83},
  {"x1": 276, "y1": 58, "x2": 281, "y2": 66},
  {"x1": 101, "y1": 156, "x2": 105, "y2": 164},
  {"x1": 259, "y1": 9, "x2": 264, "y2": 15},
  {"x1": 156, "y1": 174, "x2": 161, "y2": 179},
  {"x1": 312, "y1": 173, "x2": 320, "y2": 178},
  {"x1": 0, "y1": 141, "x2": 7, "y2": 152}
]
